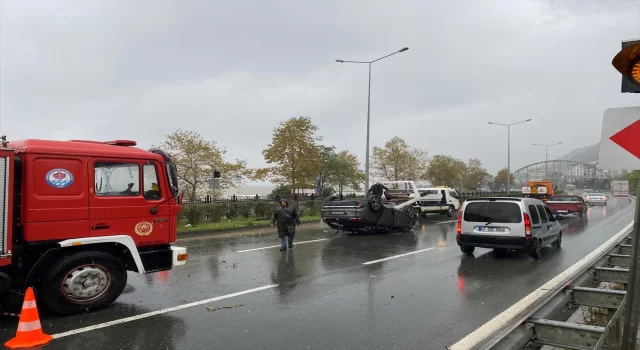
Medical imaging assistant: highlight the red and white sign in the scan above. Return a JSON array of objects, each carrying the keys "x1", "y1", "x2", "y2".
[{"x1": 598, "y1": 107, "x2": 640, "y2": 170}]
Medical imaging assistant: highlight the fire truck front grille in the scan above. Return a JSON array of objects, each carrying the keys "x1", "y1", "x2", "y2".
[{"x1": 0, "y1": 157, "x2": 7, "y2": 255}]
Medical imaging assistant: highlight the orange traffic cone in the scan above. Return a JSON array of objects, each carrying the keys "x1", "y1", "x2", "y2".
[{"x1": 5, "y1": 287, "x2": 53, "y2": 349}]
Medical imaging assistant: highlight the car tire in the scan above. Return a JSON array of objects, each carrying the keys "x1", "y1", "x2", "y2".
[
  {"x1": 553, "y1": 232, "x2": 562, "y2": 248},
  {"x1": 366, "y1": 195, "x2": 382, "y2": 212},
  {"x1": 446, "y1": 206, "x2": 455, "y2": 217},
  {"x1": 460, "y1": 246, "x2": 475, "y2": 255},
  {"x1": 408, "y1": 206, "x2": 419, "y2": 220},
  {"x1": 39, "y1": 251, "x2": 127, "y2": 315},
  {"x1": 529, "y1": 240, "x2": 542, "y2": 259}
]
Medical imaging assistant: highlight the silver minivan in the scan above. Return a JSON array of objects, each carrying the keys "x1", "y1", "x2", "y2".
[{"x1": 456, "y1": 197, "x2": 562, "y2": 259}]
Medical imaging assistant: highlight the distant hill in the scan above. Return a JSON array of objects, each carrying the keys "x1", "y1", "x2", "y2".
[{"x1": 560, "y1": 143, "x2": 600, "y2": 164}]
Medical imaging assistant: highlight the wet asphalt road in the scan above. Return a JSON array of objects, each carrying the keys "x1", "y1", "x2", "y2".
[{"x1": 0, "y1": 196, "x2": 636, "y2": 350}]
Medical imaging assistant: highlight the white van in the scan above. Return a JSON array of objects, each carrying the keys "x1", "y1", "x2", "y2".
[
  {"x1": 456, "y1": 197, "x2": 563, "y2": 259},
  {"x1": 413, "y1": 186, "x2": 460, "y2": 217}
]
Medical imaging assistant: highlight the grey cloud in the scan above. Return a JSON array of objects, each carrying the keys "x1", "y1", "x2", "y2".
[{"x1": 1, "y1": 0, "x2": 638, "y2": 179}]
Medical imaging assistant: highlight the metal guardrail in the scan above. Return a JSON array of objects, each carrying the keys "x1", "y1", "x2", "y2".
[{"x1": 449, "y1": 196, "x2": 637, "y2": 350}]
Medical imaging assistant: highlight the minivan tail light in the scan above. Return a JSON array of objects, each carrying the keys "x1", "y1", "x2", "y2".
[
  {"x1": 456, "y1": 211, "x2": 463, "y2": 237},
  {"x1": 523, "y1": 212, "x2": 532, "y2": 238}
]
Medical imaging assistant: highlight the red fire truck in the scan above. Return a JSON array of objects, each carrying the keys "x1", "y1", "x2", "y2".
[{"x1": 0, "y1": 137, "x2": 187, "y2": 315}]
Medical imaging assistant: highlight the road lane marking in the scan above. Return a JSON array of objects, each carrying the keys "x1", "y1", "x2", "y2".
[
  {"x1": 51, "y1": 284, "x2": 278, "y2": 339},
  {"x1": 362, "y1": 247, "x2": 436, "y2": 265},
  {"x1": 435, "y1": 220, "x2": 457, "y2": 225},
  {"x1": 235, "y1": 238, "x2": 329, "y2": 253}
]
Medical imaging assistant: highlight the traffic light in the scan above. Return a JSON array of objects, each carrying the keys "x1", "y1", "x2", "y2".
[
  {"x1": 612, "y1": 39, "x2": 640, "y2": 93},
  {"x1": 209, "y1": 170, "x2": 221, "y2": 190}
]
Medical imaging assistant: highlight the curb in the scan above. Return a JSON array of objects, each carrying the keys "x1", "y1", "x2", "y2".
[{"x1": 176, "y1": 220, "x2": 322, "y2": 241}]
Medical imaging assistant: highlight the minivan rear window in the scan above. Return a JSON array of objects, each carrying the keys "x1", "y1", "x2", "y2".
[{"x1": 463, "y1": 202, "x2": 523, "y2": 223}]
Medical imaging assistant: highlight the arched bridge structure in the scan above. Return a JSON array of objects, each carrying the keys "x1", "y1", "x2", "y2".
[{"x1": 511, "y1": 160, "x2": 621, "y2": 185}]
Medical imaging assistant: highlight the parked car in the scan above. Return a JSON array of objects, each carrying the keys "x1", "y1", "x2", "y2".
[
  {"x1": 584, "y1": 192, "x2": 608, "y2": 206},
  {"x1": 546, "y1": 195, "x2": 588, "y2": 217},
  {"x1": 456, "y1": 197, "x2": 562, "y2": 259}
]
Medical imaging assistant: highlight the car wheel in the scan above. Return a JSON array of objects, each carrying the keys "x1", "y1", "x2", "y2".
[
  {"x1": 408, "y1": 206, "x2": 418, "y2": 220},
  {"x1": 39, "y1": 251, "x2": 127, "y2": 315},
  {"x1": 460, "y1": 246, "x2": 475, "y2": 255},
  {"x1": 447, "y1": 206, "x2": 455, "y2": 217},
  {"x1": 366, "y1": 195, "x2": 382, "y2": 212},
  {"x1": 553, "y1": 232, "x2": 562, "y2": 248},
  {"x1": 529, "y1": 240, "x2": 542, "y2": 259}
]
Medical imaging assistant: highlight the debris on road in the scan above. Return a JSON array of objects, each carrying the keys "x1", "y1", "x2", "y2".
[{"x1": 206, "y1": 304, "x2": 244, "y2": 312}]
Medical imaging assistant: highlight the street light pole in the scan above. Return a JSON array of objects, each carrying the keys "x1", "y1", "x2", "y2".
[
  {"x1": 336, "y1": 47, "x2": 409, "y2": 192},
  {"x1": 487, "y1": 119, "x2": 532, "y2": 193},
  {"x1": 532, "y1": 142, "x2": 563, "y2": 179}
]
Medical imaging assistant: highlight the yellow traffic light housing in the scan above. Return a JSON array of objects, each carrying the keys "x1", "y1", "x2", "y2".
[{"x1": 612, "y1": 40, "x2": 640, "y2": 92}]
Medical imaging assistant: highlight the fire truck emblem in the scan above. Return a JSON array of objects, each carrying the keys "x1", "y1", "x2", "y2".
[
  {"x1": 134, "y1": 221, "x2": 153, "y2": 236},
  {"x1": 45, "y1": 168, "x2": 74, "y2": 188}
]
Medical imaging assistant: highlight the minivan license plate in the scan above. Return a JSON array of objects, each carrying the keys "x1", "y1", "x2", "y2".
[
  {"x1": 478, "y1": 227, "x2": 506, "y2": 233},
  {"x1": 331, "y1": 211, "x2": 347, "y2": 215}
]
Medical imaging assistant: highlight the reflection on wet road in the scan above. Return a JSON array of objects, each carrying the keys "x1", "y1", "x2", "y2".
[{"x1": 0, "y1": 196, "x2": 635, "y2": 349}]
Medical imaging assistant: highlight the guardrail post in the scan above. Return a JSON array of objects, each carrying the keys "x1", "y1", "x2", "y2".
[{"x1": 621, "y1": 178, "x2": 640, "y2": 350}]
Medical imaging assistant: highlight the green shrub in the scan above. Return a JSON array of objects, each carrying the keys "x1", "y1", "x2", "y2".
[
  {"x1": 236, "y1": 202, "x2": 256, "y2": 218},
  {"x1": 255, "y1": 201, "x2": 275, "y2": 218},
  {"x1": 224, "y1": 202, "x2": 241, "y2": 219},
  {"x1": 300, "y1": 200, "x2": 322, "y2": 216},
  {"x1": 203, "y1": 203, "x2": 225, "y2": 223},
  {"x1": 184, "y1": 204, "x2": 205, "y2": 225}
]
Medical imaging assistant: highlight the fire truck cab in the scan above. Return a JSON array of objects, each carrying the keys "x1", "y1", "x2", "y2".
[{"x1": 0, "y1": 138, "x2": 187, "y2": 315}]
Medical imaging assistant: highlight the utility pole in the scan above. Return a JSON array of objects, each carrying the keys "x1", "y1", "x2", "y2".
[
  {"x1": 533, "y1": 142, "x2": 563, "y2": 179},
  {"x1": 336, "y1": 47, "x2": 409, "y2": 192},
  {"x1": 487, "y1": 119, "x2": 532, "y2": 193}
]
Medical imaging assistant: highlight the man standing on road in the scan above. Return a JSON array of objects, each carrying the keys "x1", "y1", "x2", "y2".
[{"x1": 271, "y1": 198, "x2": 301, "y2": 251}]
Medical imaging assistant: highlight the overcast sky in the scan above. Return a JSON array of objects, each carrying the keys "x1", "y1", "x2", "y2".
[{"x1": 2, "y1": 0, "x2": 639, "y2": 181}]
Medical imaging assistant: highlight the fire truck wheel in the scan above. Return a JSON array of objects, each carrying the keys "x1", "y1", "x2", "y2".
[{"x1": 39, "y1": 251, "x2": 128, "y2": 315}]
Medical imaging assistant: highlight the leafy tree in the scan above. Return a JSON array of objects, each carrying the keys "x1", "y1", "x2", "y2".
[
  {"x1": 424, "y1": 154, "x2": 466, "y2": 188},
  {"x1": 493, "y1": 167, "x2": 514, "y2": 190},
  {"x1": 267, "y1": 184, "x2": 292, "y2": 200},
  {"x1": 462, "y1": 158, "x2": 489, "y2": 190},
  {"x1": 326, "y1": 150, "x2": 365, "y2": 196},
  {"x1": 371, "y1": 137, "x2": 428, "y2": 181},
  {"x1": 156, "y1": 129, "x2": 248, "y2": 201},
  {"x1": 315, "y1": 145, "x2": 337, "y2": 195},
  {"x1": 262, "y1": 117, "x2": 321, "y2": 193}
]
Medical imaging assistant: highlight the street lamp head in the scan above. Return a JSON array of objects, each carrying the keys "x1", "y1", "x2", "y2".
[
  {"x1": 399, "y1": 47, "x2": 409, "y2": 52},
  {"x1": 335, "y1": 59, "x2": 344, "y2": 63},
  {"x1": 487, "y1": 122, "x2": 494, "y2": 125},
  {"x1": 525, "y1": 118, "x2": 532, "y2": 122}
]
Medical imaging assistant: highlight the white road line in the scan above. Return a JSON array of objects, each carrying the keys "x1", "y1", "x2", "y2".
[
  {"x1": 435, "y1": 220, "x2": 457, "y2": 225},
  {"x1": 235, "y1": 238, "x2": 329, "y2": 253},
  {"x1": 362, "y1": 247, "x2": 436, "y2": 265},
  {"x1": 51, "y1": 284, "x2": 278, "y2": 339}
]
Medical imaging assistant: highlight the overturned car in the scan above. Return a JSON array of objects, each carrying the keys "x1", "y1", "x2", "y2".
[{"x1": 321, "y1": 181, "x2": 420, "y2": 233}]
